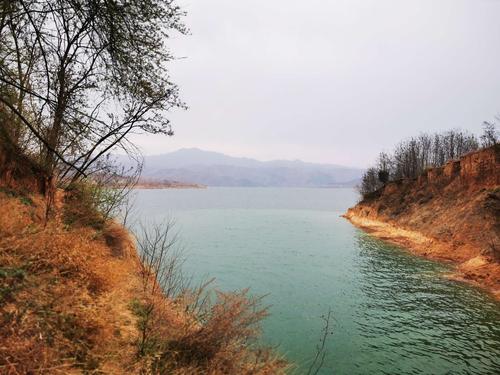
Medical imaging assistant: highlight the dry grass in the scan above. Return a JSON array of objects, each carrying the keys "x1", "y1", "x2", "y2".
[
  {"x1": 162, "y1": 290, "x2": 287, "y2": 375},
  {"x1": 130, "y1": 290, "x2": 288, "y2": 375},
  {"x1": 0, "y1": 190, "x2": 140, "y2": 373},
  {"x1": 0, "y1": 187, "x2": 289, "y2": 374},
  {"x1": 102, "y1": 222, "x2": 136, "y2": 258}
]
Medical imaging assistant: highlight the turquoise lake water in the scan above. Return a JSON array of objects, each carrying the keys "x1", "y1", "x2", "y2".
[{"x1": 132, "y1": 187, "x2": 500, "y2": 375}]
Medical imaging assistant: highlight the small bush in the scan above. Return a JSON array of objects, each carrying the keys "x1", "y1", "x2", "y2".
[
  {"x1": 0, "y1": 266, "x2": 26, "y2": 305},
  {"x1": 102, "y1": 222, "x2": 134, "y2": 258},
  {"x1": 159, "y1": 290, "x2": 269, "y2": 365},
  {"x1": 63, "y1": 182, "x2": 107, "y2": 230},
  {"x1": 19, "y1": 195, "x2": 34, "y2": 206},
  {"x1": 358, "y1": 167, "x2": 383, "y2": 199}
]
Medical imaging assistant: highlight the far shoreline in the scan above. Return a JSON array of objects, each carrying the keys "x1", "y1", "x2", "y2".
[
  {"x1": 133, "y1": 183, "x2": 206, "y2": 190},
  {"x1": 134, "y1": 185, "x2": 357, "y2": 189}
]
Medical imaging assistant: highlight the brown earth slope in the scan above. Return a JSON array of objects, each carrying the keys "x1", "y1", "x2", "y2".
[
  {"x1": 0, "y1": 190, "x2": 145, "y2": 373},
  {"x1": 345, "y1": 145, "x2": 500, "y2": 299}
]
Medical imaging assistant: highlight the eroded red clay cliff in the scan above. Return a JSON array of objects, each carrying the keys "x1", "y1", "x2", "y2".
[{"x1": 345, "y1": 145, "x2": 500, "y2": 298}]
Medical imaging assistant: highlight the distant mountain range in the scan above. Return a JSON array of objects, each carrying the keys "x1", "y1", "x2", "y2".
[{"x1": 121, "y1": 148, "x2": 364, "y2": 187}]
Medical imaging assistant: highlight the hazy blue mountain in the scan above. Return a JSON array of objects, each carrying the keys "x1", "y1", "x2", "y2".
[{"x1": 126, "y1": 148, "x2": 363, "y2": 187}]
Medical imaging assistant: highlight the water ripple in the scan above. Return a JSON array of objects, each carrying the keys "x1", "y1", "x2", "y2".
[{"x1": 353, "y1": 234, "x2": 500, "y2": 375}]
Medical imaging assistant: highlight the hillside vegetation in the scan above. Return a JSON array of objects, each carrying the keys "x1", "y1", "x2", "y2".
[{"x1": 359, "y1": 124, "x2": 498, "y2": 197}]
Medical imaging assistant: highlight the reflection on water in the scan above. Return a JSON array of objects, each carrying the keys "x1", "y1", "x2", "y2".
[{"x1": 355, "y1": 234, "x2": 500, "y2": 375}]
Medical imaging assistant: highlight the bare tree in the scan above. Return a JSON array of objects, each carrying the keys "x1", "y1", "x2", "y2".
[
  {"x1": 481, "y1": 120, "x2": 498, "y2": 147},
  {"x1": 0, "y1": 0, "x2": 187, "y2": 210},
  {"x1": 307, "y1": 308, "x2": 334, "y2": 375},
  {"x1": 376, "y1": 151, "x2": 391, "y2": 184},
  {"x1": 359, "y1": 167, "x2": 382, "y2": 198},
  {"x1": 360, "y1": 127, "x2": 482, "y2": 198}
]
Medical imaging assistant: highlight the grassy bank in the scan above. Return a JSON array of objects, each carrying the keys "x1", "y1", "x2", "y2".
[{"x1": 0, "y1": 185, "x2": 287, "y2": 374}]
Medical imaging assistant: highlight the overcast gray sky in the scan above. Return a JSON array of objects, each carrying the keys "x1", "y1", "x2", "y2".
[{"x1": 132, "y1": 0, "x2": 500, "y2": 167}]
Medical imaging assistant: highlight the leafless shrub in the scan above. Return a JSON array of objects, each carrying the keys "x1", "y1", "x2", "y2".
[
  {"x1": 132, "y1": 220, "x2": 288, "y2": 374},
  {"x1": 120, "y1": 190, "x2": 138, "y2": 229},
  {"x1": 480, "y1": 119, "x2": 499, "y2": 147},
  {"x1": 180, "y1": 277, "x2": 215, "y2": 324},
  {"x1": 87, "y1": 157, "x2": 142, "y2": 221},
  {"x1": 137, "y1": 220, "x2": 186, "y2": 298},
  {"x1": 307, "y1": 308, "x2": 334, "y2": 375}
]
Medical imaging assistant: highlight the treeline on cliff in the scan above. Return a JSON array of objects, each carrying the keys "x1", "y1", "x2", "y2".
[{"x1": 359, "y1": 122, "x2": 499, "y2": 197}]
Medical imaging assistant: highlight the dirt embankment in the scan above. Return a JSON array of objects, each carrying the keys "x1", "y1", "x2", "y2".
[
  {"x1": 0, "y1": 189, "x2": 146, "y2": 373},
  {"x1": 345, "y1": 145, "x2": 500, "y2": 299}
]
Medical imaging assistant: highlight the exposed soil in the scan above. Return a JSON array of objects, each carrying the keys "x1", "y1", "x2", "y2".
[{"x1": 344, "y1": 145, "x2": 500, "y2": 299}]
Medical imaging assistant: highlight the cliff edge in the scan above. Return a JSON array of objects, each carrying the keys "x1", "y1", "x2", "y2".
[{"x1": 345, "y1": 145, "x2": 500, "y2": 298}]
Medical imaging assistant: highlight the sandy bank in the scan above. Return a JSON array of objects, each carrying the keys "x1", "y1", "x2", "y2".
[{"x1": 344, "y1": 211, "x2": 500, "y2": 300}]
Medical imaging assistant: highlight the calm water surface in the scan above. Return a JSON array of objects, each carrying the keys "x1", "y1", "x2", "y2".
[{"x1": 132, "y1": 187, "x2": 500, "y2": 375}]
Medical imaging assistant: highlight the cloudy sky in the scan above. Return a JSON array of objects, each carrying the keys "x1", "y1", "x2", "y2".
[{"x1": 132, "y1": 0, "x2": 500, "y2": 167}]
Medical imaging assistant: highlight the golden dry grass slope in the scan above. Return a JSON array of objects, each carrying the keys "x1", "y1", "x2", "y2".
[
  {"x1": 0, "y1": 188, "x2": 287, "y2": 374},
  {"x1": 0, "y1": 188, "x2": 142, "y2": 373}
]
